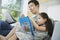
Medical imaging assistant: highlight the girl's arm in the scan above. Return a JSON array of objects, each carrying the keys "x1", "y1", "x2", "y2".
[{"x1": 29, "y1": 17, "x2": 46, "y2": 31}]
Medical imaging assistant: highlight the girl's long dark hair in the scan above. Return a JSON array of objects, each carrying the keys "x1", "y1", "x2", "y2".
[{"x1": 39, "y1": 12, "x2": 54, "y2": 37}]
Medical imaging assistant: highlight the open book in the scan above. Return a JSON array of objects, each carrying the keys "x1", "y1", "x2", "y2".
[{"x1": 19, "y1": 17, "x2": 34, "y2": 36}]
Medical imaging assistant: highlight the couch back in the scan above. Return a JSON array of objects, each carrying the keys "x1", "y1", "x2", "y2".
[{"x1": 51, "y1": 21, "x2": 60, "y2": 40}]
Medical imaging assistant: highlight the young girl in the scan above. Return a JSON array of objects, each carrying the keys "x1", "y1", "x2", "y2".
[{"x1": 29, "y1": 12, "x2": 54, "y2": 40}]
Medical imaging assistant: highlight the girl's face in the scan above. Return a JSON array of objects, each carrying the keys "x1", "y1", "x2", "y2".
[{"x1": 37, "y1": 15, "x2": 47, "y2": 25}]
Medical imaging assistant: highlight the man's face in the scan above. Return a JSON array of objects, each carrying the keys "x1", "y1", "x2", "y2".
[{"x1": 28, "y1": 3, "x2": 39, "y2": 14}]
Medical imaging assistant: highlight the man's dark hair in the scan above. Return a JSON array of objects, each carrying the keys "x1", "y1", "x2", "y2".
[{"x1": 28, "y1": 0, "x2": 39, "y2": 6}]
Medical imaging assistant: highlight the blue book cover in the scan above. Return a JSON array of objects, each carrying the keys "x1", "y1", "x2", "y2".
[{"x1": 19, "y1": 17, "x2": 34, "y2": 36}]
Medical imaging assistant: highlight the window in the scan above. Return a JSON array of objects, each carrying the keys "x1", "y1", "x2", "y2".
[{"x1": 0, "y1": 0, "x2": 23, "y2": 21}]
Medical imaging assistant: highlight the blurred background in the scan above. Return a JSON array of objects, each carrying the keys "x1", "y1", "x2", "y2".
[{"x1": 0, "y1": 0, "x2": 60, "y2": 21}]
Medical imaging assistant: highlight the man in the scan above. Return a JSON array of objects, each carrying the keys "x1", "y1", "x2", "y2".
[
  {"x1": 28, "y1": 0, "x2": 48, "y2": 40},
  {"x1": 28, "y1": 0, "x2": 39, "y2": 21}
]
